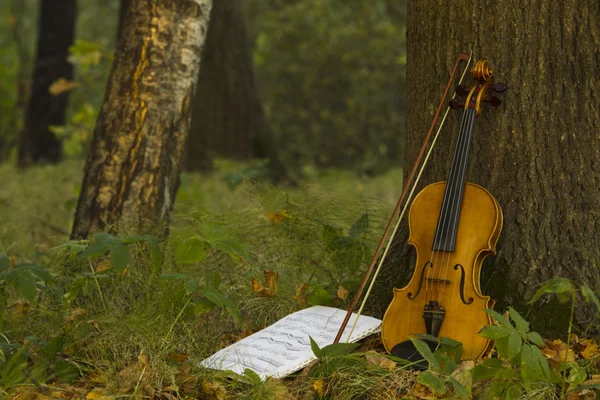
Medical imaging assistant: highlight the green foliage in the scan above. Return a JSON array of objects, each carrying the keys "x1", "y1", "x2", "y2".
[{"x1": 252, "y1": 0, "x2": 406, "y2": 173}]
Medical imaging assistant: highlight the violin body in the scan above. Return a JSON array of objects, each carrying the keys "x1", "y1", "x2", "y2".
[{"x1": 381, "y1": 181, "x2": 502, "y2": 360}]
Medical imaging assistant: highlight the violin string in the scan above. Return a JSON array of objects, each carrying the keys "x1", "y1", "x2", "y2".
[
  {"x1": 342, "y1": 52, "x2": 473, "y2": 343},
  {"x1": 441, "y1": 108, "x2": 476, "y2": 296},
  {"x1": 428, "y1": 108, "x2": 470, "y2": 301}
]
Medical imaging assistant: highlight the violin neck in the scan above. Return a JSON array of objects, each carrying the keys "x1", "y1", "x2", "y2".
[{"x1": 432, "y1": 108, "x2": 477, "y2": 252}]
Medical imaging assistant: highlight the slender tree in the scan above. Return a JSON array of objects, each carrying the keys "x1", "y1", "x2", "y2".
[
  {"x1": 186, "y1": 0, "x2": 286, "y2": 181},
  {"x1": 18, "y1": 0, "x2": 76, "y2": 166},
  {"x1": 373, "y1": 1, "x2": 600, "y2": 337},
  {"x1": 117, "y1": 0, "x2": 131, "y2": 43},
  {"x1": 71, "y1": 0, "x2": 212, "y2": 239}
]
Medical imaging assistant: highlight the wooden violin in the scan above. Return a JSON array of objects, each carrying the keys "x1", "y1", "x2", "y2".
[{"x1": 381, "y1": 60, "x2": 507, "y2": 360}]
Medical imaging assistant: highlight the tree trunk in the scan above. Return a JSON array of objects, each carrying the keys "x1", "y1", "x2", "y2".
[
  {"x1": 71, "y1": 0, "x2": 212, "y2": 239},
  {"x1": 373, "y1": 1, "x2": 600, "y2": 337},
  {"x1": 18, "y1": 0, "x2": 76, "y2": 166},
  {"x1": 117, "y1": 0, "x2": 131, "y2": 43},
  {"x1": 186, "y1": 0, "x2": 287, "y2": 182}
]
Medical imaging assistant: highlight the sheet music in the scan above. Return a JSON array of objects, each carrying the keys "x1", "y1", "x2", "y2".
[{"x1": 199, "y1": 306, "x2": 382, "y2": 380}]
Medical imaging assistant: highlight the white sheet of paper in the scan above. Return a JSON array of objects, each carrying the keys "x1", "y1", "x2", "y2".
[{"x1": 199, "y1": 306, "x2": 382, "y2": 380}]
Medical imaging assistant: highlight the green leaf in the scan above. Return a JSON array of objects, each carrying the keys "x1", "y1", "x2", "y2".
[
  {"x1": 6, "y1": 270, "x2": 37, "y2": 301},
  {"x1": 110, "y1": 243, "x2": 129, "y2": 273},
  {"x1": 0, "y1": 348, "x2": 5, "y2": 363},
  {"x1": 307, "y1": 286, "x2": 333, "y2": 306},
  {"x1": 194, "y1": 298, "x2": 217, "y2": 314},
  {"x1": 567, "y1": 363, "x2": 587, "y2": 388},
  {"x1": 212, "y1": 272, "x2": 221, "y2": 289},
  {"x1": 320, "y1": 342, "x2": 360, "y2": 358},
  {"x1": 417, "y1": 370, "x2": 447, "y2": 396},
  {"x1": 202, "y1": 285, "x2": 233, "y2": 307},
  {"x1": 157, "y1": 273, "x2": 188, "y2": 281},
  {"x1": 48, "y1": 240, "x2": 88, "y2": 255},
  {"x1": 79, "y1": 233, "x2": 117, "y2": 259},
  {"x1": 580, "y1": 284, "x2": 600, "y2": 311},
  {"x1": 448, "y1": 376, "x2": 471, "y2": 400},
  {"x1": 508, "y1": 307, "x2": 529, "y2": 337},
  {"x1": 471, "y1": 358, "x2": 503, "y2": 381},
  {"x1": 310, "y1": 336, "x2": 322, "y2": 359},
  {"x1": 495, "y1": 331, "x2": 522, "y2": 360},
  {"x1": 349, "y1": 213, "x2": 368, "y2": 238},
  {"x1": 521, "y1": 344, "x2": 542, "y2": 384},
  {"x1": 436, "y1": 352, "x2": 458, "y2": 375},
  {"x1": 2, "y1": 348, "x2": 28, "y2": 388},
  {"x1": 526, "y1": 331, "x2": 544, "y2": 346},
  {"x1": 530, "y1": 343, "x2": 551, "y2": 380},
  {"x1": 0, "y1": 255, "x2": 9, "y2": 271},
  {"x1": 484, "y1": 309, "x2": 516, "y2": 332},
  {"x1": 15, "y1": 263, "x2": 52, "y2": 283},
  {"x1": 529, "y1": 277, "x2": 576, "y2": 304},
  {"x1": 226, "y1": 305, "x2": 242, "y2": 326},
  {"x1": 439, "y1": 337, "x2": 463, "y2": 363},
  {"x1": 206, "y1": 237, "x2": 249, "y2": 260},
  {"x1": 185, "y1": 278, "x2": 200, "y2": 295},
  {"x1": 409, "y1": 337, "x2": 440, "y2": 372},
  {"x1": 243, "y1": 368, "x2": 262, "y2": 384},
  {"x1": 122, "y1": 234, "x2": 162, "y2": 273},
  {"x1": 478, "y1": 325, "x2": 511, "y2": 339},
  {"x1": 54, "y1": 360, "x2": 80, "y2": 383},
  {"x1": 64, "y1": 277, "x2": 87, "y2": 303},
  {"x1": 175, "y1": 236, "x2": 207, "y2": 264}
]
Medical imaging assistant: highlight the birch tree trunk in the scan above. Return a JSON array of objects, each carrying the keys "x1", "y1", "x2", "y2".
[
  {"x1": 186, "y1": 0, "x2": 287, "y2": 181},
  {"x1": 18, "y1": 0, "x2": 76, "y2": 166},
  {"x1": 374, "y1": 1, "x2": 600, "y2": 337},
  {"x1": 71, "y1": 0, "x2": 212, "y2": 239}
]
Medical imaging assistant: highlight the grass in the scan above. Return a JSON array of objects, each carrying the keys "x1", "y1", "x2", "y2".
[{"x1": 0, "y1": 160, "x2": 597, "y2": 399}]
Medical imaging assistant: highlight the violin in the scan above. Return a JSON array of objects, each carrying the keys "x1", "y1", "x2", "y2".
[{"x1": 381, "y1": 60, "x2": 507, "y2": 360}]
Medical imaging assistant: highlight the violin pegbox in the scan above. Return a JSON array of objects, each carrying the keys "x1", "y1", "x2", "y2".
[{"x1": 449, "y1": 59, "x2": 507, "y2": 115}]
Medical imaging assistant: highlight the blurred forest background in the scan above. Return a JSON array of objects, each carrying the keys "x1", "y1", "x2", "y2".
[{"x1": 0, "y1": 0, "x2": 407, "y2": 176}]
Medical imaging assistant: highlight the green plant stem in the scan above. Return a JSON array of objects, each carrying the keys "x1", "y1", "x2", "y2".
[
  {"x1": 89, "y1": 261, "x2": 107, "y2": 312},
  {"x1": 164, "y1": 296, "x2": 192, "y2": 343},
  {"x1": 561, "y1": 293, "x2": 576, "y2": 399}
]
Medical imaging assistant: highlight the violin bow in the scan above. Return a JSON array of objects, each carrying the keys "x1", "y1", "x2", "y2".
[{"x1": 333, "y1": 52, "x2": 473, "y2": 344}]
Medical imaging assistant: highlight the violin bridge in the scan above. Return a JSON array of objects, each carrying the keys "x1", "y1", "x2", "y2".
[{"x1": 423, "y1": 301, "x2": 446, "y2": 337}]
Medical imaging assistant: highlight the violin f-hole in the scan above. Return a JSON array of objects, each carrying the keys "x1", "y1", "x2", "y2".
[
  {"x1": 407, "y1": 261, "x2": 433, "y2": 300},
  {"x1": 453, "y1": 264, "x2": 474, "y2": 305}
]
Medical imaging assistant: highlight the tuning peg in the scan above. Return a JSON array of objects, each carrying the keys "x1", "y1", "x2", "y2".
[
  {"x1": 455, "y1": 84, "x2": 470, "y2": 97},
  {"x1": 492, "y1": 82, "x2": 508, "y2": 93},
  {"x1": 449, "y1": 98, "x2": 465, "y2": 109},
  {"x1": 488, "y1": 95, "x2": 502, "y2": 106}
]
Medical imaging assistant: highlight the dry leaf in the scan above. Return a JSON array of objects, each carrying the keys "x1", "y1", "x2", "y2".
[
  {"x1": 365, "y1": 351, "x2": 396, "y2": 370},
  {"x1": 312, "y1": 379, "x2": 326, "y2": 396},
  {"x1": 336, "y1": 285, "x2": 350, "y2": 301},
  {"x1": 580, "y1": 339, "x2": 599, "y2": 360},
  {"x1": 9, "y1": 255, "x2": 17, "y2": 266},
  {"x1": 95, "y1": 261, "x2": 111, "y2": 273},
  {"x1": 8, "y1": 16, "x2": 17, "y2": 26},
  {"x1": 49, "y1": 78, "x2": 80, "y2": 96},
  {"x1": 293, "y1": 283, "x2": 309, "y2": 307},
  {"x1": 85, "y1": 392, "x2": 113, "y2": 400},
  {"x1": 168, "y1": 352, "x2": 189, "y2": 362},
  {"x1": 201, "y1": 380, "x2": 228, "y2": 400},
  {"x1": 251, "y1": 270, "x2": 278, "y2": 297},
  {"x1": 70, "y1": 307, "x2": 87, "y2": 321},
  {"x1": 267, "y1": 211, "x2": 290, "y2": 225}
]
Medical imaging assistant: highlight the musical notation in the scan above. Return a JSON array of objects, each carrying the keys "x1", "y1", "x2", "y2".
[{"x1": 199, "y1": 306, "x2": 382, "y2": 380}]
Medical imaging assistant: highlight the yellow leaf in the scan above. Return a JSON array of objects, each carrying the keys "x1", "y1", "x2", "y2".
[
  {"x1": 336, "y1": 285, "x2": 349, "y2": 301},
  {"x1": 365, "y1": 352, "x2": 396, "y2": 370},
  {"x1": 201, "y1": 380, "x2": 228, "y2": 400},
  {"x1": 95, "y1": 261, "x2": 111, "y2": 272},
  {"x1": 49, "y1": 78, "x2": 80, "y2": 96},
  {"x1": 169, "y1": 352, "x2": 189, "y2": 362},
  {"x1": 580, "y1": 339, "x2": 599, "y2": 360},
  {"x1": 86, "y1": 392, "x2": 113, "y2": 400},
  {"x1": 251, "y1": 270, "x2": 278, "y2": 297},
  {"x1": 70, "y1": 307, "x2": 87, "y2": 321},
  {"x1": 9, "y1": 255, "x2": 17, "y2": 266},
  {"x1": 293, "y1": 283, "x2": 309, "y2": 307},
  {"x1": 312, "y1": 379, "x2": 325, "y2": 396},
  {"x1": 267, "y1": 211, "x2": 290, "y2": 225}
]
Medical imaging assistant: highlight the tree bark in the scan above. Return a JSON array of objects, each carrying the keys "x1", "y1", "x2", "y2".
[
  {"x1": 186, "y1": 0, "x2": 287, "y2": 182},
  {"x1": 117, "y1": 0, "x2": 132, "y2": 43},
  {"x1": 18, "y1": 0, "x2": 76, "y2": 166},
  {"x1": 71, "y1": 0, "x2": 212, "y2": 239},
  {"x1": 373, "y1": 1, "x2": 600, "y2": 337}
]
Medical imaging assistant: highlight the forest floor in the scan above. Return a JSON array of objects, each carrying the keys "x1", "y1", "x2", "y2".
[{"x1": 0, "y1": 160, "x2": 598, "y2": 399}]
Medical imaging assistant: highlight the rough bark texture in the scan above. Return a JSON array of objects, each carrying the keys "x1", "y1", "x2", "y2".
[
  {"x1": 18, "y1": 0, "x2": 76, "y2": 166},
  {"x1": 373, "y1": 1, "x2": 600, "y2": 337},
  {"x1": 117, "y1": 0, "x2": 132, "y2": 43},
  {"x1": 71, "y1": 0, "x2": 212, "y2": 239},
  {"x1": 187, "y1": 0, "x2": 287, "y2": 181}
]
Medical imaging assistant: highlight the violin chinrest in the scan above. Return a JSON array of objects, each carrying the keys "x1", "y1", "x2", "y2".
[{"x1": 390, "y1": 339, "x2": 439, "y2": 370}]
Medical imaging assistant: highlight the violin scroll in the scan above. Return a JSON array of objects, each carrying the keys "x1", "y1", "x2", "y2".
[{"x1": 449, "y1": 59, "x2": 508, "y2": 115}]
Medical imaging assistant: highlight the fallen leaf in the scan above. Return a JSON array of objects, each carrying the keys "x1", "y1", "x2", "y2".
[
  {"x1": 365, "y1": 351, "x2": 396, "y2": 370},
  {"x1": 70, "y1": 307, "x2": 87, "y2": 321},
  {"x1": 85, "y1": 392, "x2": 113, "y2": 400},
  {"x1": 293, "y1": 283, "x2": 309, "y2": 307},
  {"x1": 168, "y1": 352, "x2": 189, "y2": 362},
  {"x1": 251, "y1": 270, "x2": 278, "y2": 297},
  {"x1": 312, "y1": 379, "x2": 326, "y2": 396},
  {"x1": 267, "y1": 211, "x2": 290, "y2": 225},
  {"x1": 580, "y1": 339, "x2": 599, "y2": 360},
  {"x1": 49, "y1": 78, "x2": 80, "y2": 96},
  {"x1": 201, "y1": 380, "x2": 228, "y2": 400},
  {"x1": 95, "y1": 261, "x2": 111, "y2": 273},
  {"x1": 336, "y1": 285, "x2": 350, "y2": 301},
  {"x1": 9, "y1": 255, "x2": 17, "y2": 266}
]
